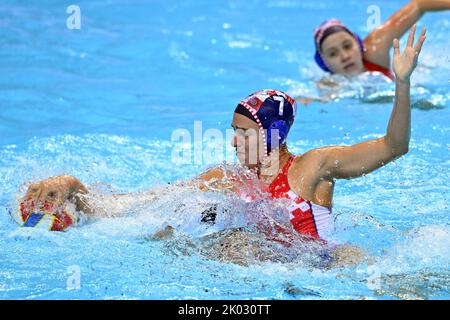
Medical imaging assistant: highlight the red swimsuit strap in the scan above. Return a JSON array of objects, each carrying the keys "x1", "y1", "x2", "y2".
[
  {"x1": 363, "y1": 59, "x2": 395, "y2": 81},
  {"x1": 280, "y1": 154, "x2": 296, "y2": 177}
]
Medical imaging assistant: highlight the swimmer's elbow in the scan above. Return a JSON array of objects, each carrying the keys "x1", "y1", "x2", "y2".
[
  {"x1": 394, "y1": 145, "x2": 409, "y2": 157},
  {"x1": 388, "y1": 146, "x2": 409, "y2": 162},
  {"x1": 384, "y1": 137, "x2": 409, "y2": 158},
  {"x1": 400, "y1": 145, "x2": 409, "y2": 156}
]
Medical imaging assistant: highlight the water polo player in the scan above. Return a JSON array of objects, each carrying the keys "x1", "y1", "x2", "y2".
[
  {"x1": 16, "y1": 26, "x2": 425, "y2": 265},
  {"x1": 313, "y1": 0, "x2": 449, "y2": 79}
]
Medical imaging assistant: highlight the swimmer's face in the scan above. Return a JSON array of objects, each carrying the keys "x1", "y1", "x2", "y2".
[
  {"x1": 231, "y1": 113, "x2": 265, "y2": 169},
  {"x1": 320, "y1": 31, "x2": 364, "y2": 76}
]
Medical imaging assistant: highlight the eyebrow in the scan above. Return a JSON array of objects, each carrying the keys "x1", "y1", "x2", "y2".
[
  {"x1": 231, "y1": 124, "x2": 248, "y2": 130},
  {"x1": 325, "y1": 47, "x2": 338, "y2": 55},
  {"x1": 325, "y1": 39, "x2": 353, "y2": 54}
]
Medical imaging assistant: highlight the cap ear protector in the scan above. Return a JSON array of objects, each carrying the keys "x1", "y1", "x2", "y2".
[
  {"x1": 267, "y1": 119, "x2": 289, "y2": 153},
  {"x1": 314, "y1": 33, "x2": 364, "y2": 73},
  {"x1": 314, "y1": 51, "x2": 331, "y2": 73}
]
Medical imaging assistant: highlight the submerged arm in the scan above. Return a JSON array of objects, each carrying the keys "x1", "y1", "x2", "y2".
[{"x1": 195, "y1": 167, "x2": 238, "y2": 192}]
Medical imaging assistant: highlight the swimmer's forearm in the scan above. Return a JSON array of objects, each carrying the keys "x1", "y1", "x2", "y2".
[
  {"x1": 385, "y1": 79, "x2": 411, "y2": 155},
  {"x1": 413, "y1": 0, "x2": 450, "y2": 12},
  {"x1": 363, "y1": 3, "x2": 423, "y2": 68},
  {"x1": 195, "y1": 167, "x2": 238, "y2": 193},
  {"x1": 378, "y1": 2, "x2": 422, "y2": 46},
  {"x1": 379, "y1": 0, "x2": 448, "y2": 44},
  {"x1": 81, "y1": 189, "x2": 160, "y2": 218}
]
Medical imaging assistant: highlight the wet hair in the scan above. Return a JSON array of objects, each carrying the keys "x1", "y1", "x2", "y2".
[{"x1": 318, "y1": 26, "x2": 355, "y2": 52}]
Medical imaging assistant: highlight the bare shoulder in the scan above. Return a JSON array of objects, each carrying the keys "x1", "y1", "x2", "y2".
[
  {"x1": 288, "y1": 147, "x2": 339, "y2": 183},
  {"x1": 286, "y1": 149, "x2": 336, "y2": 205},
  {"x1": 288, "y1": 148, "x2": 332, "y2": 184},
  {"x1": 290, "y1": 147, "x2": 331, "y2": 172}
]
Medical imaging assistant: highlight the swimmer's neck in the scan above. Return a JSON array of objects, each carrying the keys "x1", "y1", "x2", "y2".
[{"x1": 256, "y1": 147, "x2": 293, "y2": 182}]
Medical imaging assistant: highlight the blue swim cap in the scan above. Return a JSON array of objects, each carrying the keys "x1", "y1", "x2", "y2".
[{"x1": 235, "y1": 89, "x2": 296, "y2": 155}]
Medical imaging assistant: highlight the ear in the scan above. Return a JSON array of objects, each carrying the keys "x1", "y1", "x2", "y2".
[{"x1": 267, "y1": 120, "x2": 289, "y2": 153}]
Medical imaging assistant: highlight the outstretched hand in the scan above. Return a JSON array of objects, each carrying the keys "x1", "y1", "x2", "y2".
[
  {"x1": 393, "y1": 24, "x2": 426, "y2": 81},
  {"x1": 24, "y1": 176, "x2": 88, "y2": 212}
]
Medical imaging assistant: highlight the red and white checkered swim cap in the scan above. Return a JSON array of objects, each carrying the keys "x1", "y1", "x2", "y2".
[{"x1": 235, "y1": 89, "x2": 297, "y2": 154}]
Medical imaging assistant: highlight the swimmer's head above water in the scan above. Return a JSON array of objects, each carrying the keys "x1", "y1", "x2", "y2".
[
  {"x1": 314, "y1": 19, "x2": 365, "y2": 76},
  {"x1": 313, "y1": 0, "x2": 450, "y2": 80},
  {"x1": 231, "y1": 89, "x2": 296, "y2": 169}
]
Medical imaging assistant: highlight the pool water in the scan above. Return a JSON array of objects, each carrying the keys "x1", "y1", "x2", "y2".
[{"x1": 0, "y1": 0, "x2": 449, "y2": 299}]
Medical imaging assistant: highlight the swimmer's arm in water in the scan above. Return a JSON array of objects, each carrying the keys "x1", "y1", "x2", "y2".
[
  {"x1": 22, "y1": 168, "x2": 233, "y2": 221},
  {"x1": 329, "y1": 244, "x2": 366, "y2": 267},
  {"x1": 194, "y1": 167, "x2": 238, "y2": 192},
  {"x1": 315, "y1": 27, "x2": 426, "y2": 180},
  {"x1": 363, "y1": 0, "x2": 448, "y2": 69},
  {"x1": 294, "y1": 76, "x2": 343, "y2": 104},
  {"x1": 23, "y1": 175, "x2": 167, "y2": 218},
  {"x1": 295, "y1": 96, "x2": 329, "y2": 105}
]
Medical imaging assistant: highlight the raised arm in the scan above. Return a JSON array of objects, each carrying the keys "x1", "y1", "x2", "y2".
[
  {"x1": 363, "y1": 0, "x2": 448, "y2": 69},
  {"x1": 318, "y1": 26, "x2": 426, "y2": 180}
]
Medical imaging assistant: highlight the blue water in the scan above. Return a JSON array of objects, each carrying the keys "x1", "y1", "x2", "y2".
[{"x1": 1, "y1": 0, "x2": 449, "y2": 299}]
